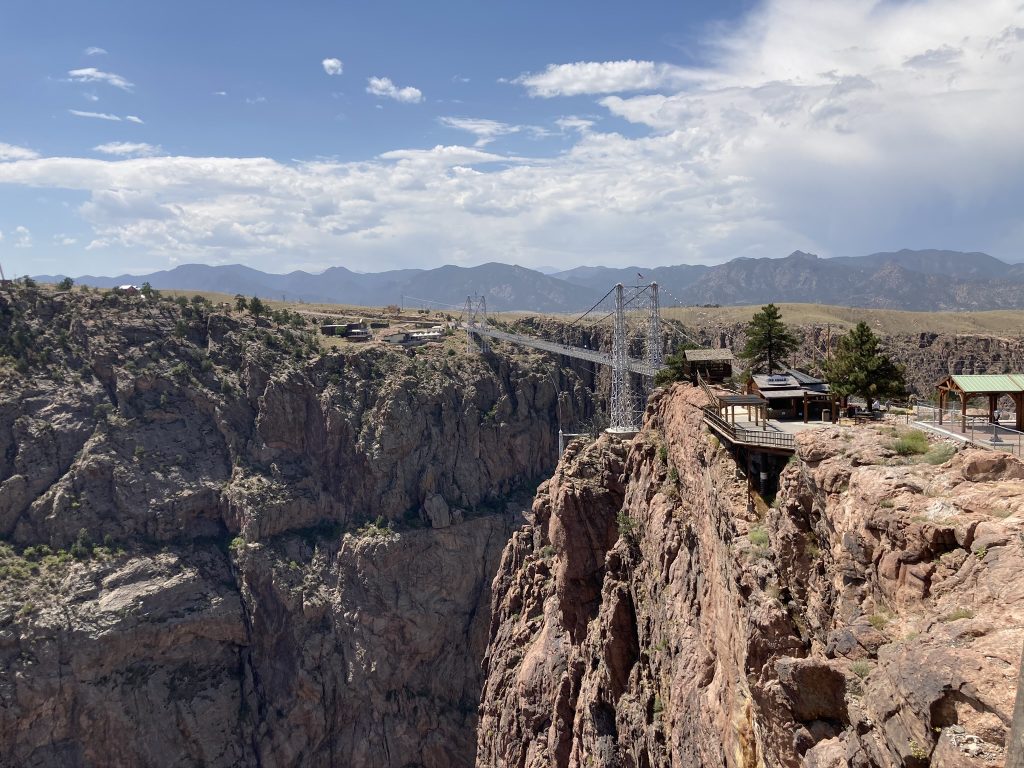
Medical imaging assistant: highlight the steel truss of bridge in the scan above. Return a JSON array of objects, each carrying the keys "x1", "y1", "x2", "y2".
[{"x1": 460, "y1": 283, "x2": 663, "y2": 433}]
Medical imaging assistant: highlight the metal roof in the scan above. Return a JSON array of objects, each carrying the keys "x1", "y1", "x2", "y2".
[
  {"x1": 685, "y1": 348, "x2": 735, "y2": 362},
  {"x1": 751, "y1": 373, "x2": 799, "y2": 389},
  {"x1": 781, "y1": 366, "x2": 824, "y2": 385},
  {"x1": 946, "y1": 374, "x2": 1024, "y2": 393},
  {"x1": 717, "y1": 393, "x2": 767, "y2": 406},
  {"x1": 761, "y1": 388, "x2": 814, "y2": 399}
]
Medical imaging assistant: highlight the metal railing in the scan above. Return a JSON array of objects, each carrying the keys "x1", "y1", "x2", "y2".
[
  {"x1": 913, "y1": 405, "x2": 1024, "y2": 457},
  {"x1": 460, "y1": 323, "x2": 658, "y2": 376},
  {"x1": 702, "y1": 407, "x2": 797, "y2": 451}
]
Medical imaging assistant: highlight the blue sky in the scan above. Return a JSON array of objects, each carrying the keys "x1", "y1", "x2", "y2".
[{"x1": 2, "y1": 0, "x2": 1023, "y2": 276}]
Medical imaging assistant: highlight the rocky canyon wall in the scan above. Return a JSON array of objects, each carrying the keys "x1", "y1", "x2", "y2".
[
  {"x1": 0, "y1": 286, "x2": 593, "y2": 767},
  {"x1": 477, "y1": 384, "x2": 1024, "y2": 767}
]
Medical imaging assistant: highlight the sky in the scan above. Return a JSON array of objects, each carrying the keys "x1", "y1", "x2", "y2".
[{"x1": 1, "y1": 0, "x2": 1023, "y2": 277}]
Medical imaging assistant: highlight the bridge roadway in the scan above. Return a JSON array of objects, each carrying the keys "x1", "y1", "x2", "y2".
[{"x1": 460, "y1": 324, "x2": 659, "y2": 377}]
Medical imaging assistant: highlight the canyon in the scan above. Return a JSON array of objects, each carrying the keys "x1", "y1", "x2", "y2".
[{"x1": 1, "y1": 282, "x2": 1022, "y2": 767}]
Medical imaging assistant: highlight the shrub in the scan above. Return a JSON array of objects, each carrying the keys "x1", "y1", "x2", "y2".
[
  {"x1": 616, "y1": 511, "x2": 638, "y2": 542},
  {"x1": 922, "y1": 444, "x2": 956, "y2": 465},
  {"x1": 749, "y1": 527, "x2": 769, "y2": 547},
  {"x1": 892, "y1": 430, "x2": 929, "y2": 456},
  {"x1": 851, "y1": 660, "x2": 872, "y2": 679},
  {"x1": 868, "y1": 612, "x2": 888, "y2": 630},
  {"x1": 69, "y1": 528, "x2": 92, "y2": 560},
  {"x1": 940, "y1": 607, "x2": 974, "y2": 622}
]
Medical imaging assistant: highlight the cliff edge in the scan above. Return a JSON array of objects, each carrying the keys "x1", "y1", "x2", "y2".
[{"x1": 477, "y1": 384, "x2": 1023, "y2": 767}]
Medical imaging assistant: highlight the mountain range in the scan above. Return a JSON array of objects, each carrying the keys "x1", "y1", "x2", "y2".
[{"x1": 35, "y1": 249, "x2": 1024, "y2": 312}]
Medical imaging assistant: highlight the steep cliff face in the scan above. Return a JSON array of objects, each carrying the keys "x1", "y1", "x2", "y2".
[
  {"x1": 0, "y1": 285, "x2": 593, "y2": 767},
  {"x1": 477, "y1": 385, "x2": 1023, "y2": 766}
]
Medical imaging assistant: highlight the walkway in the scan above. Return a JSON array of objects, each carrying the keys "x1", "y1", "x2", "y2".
[
  {"x1": 460, "y1": 324, "x2": 659, "y2": 377},
  {"x1": 913, "y1": 406, "x2": 1024, "y2": 458}
]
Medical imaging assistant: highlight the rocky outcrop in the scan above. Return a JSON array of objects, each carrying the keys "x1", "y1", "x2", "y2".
[
  {"x1": 477, "y1": 384, "x2": 1024, "y2": 766},
  {"x1": 0, "y1": 285, "x2": 594, "y2": 767}
]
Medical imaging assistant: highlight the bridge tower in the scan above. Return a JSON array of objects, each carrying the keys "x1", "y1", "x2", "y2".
[
  {"x1": 608, "y1": 283, "x2": 637, "y2": 434},
  {"x1": 647, "y1": 281, "x2": 662, "y2": 372},
  {"x1": 464, "y1": 295, "x2": 489, "y2": 353}
]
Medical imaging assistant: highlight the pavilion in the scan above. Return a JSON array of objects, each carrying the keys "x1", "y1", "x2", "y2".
[
  {"x1": 683, "y1": 348, "x2": 735, "y2": 384},
  {"x1": 935, "y1": 374, "x2": 1024, "y2": 431}
]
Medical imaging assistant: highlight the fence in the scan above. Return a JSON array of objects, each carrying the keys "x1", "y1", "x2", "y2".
[{"x1": 913, "y1": 405, "x2": 1024, "y2": 458}]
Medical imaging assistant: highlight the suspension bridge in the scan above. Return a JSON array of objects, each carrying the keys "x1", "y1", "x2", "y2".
[{"x1": 461, "y1": 282, "x2": 665, "y2": 434}]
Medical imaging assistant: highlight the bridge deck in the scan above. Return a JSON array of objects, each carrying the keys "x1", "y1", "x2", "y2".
[{"x1": 462, "y1": 324, "x2": 658, "y2": 377}]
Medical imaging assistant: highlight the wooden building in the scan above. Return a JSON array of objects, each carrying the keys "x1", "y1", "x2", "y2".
[
  {"x1": 683, "y1": 348, "x2": 734, "y2": 384},
  {"x1": 747, "y1": 367, "x2": 841, "y2": 423},
  {"x1": 936, "y1": 374, "x2": 1024, "y2": 431}
]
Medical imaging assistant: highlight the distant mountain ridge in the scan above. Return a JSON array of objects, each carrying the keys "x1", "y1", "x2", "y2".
[{"x1": 35, "y1": 249, "x2": 1024, "y2": 312}]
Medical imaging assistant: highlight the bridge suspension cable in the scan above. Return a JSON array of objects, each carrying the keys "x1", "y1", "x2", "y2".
[{"x1": 460, "y1": 281, "x2": 665, "y2": 433}]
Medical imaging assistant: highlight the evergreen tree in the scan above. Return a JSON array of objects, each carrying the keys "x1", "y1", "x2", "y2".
[
  {"x1": 248, "y1": 296, "x2": 266, "y2": 319},
  {"x1": 654, "y1": 343, "x2": 698, "y2": 386},
  {"x1": 741, "y1": 304, "x2": 800, "y2": 373},
  {"x1": 825, "y1": 322, "x2": 906, "y2": 411},
  {"x1": 234, "y1": 294, "x2": 248, "y2": 312}
]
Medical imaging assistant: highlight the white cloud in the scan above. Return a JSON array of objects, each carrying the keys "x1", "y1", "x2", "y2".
[
  {"x1": 1, "y1": 0, "x2": 1022, "y2": 273},
  {"x1": 322, "y1": 58, "x2": 343, "y2": 76},
  {"x1": 83, "y1": 92, "x2": 99, "y2": 102},
  {"x1": 439, "y1": 117, "x2": 550, "y2": 146},
  {"x1": 94, "y1": 142, "x2": 162, "y2": 157},
  {"x1": 0, "y1": 143, "x2": 39, "y2": 161},
  {"x1": 514, "y1": 60, "x2": 710, "y2": 97},
  {"x1": 13, "y1": 226, "x2": 32, "y2": 248},
  {"x1": 213, "y1": 91, "x2": 228, "y2": 96},
  {"x1": 245, "y1": 96, "x2": 266, "y2": 105},
  {"x1": 439, "y1": 117, "x2": 522, "y2": 146},
  {"x1": 69, "y1": 109, "x2": 121, "y2": 121},
  {"x1": 125, "y1": 115, "x2": 144, "y2": 124},
  {"x1": 84, "y1": 47, "x2": 108, "y2": 56},
  {"x1": 55, "y1": 235, "x2": 77, "y2": 246},
  {"x1": 67, "y1": 67, "x2": 133, "y2": 91},
  {"x1": 556, "y1": 116, "x2": 595, "y2": 133},
  {"x1": 367, "y1": 76, "x2": 423, "y2": 103}
]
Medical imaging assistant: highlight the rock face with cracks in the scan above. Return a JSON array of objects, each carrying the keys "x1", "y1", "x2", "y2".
[
  {"x1": 0, "y1": 284, "x2": 595, "y2": 767},
  {"x1": 476, "y1": 384, "x2": 1024, "y2": 767}
]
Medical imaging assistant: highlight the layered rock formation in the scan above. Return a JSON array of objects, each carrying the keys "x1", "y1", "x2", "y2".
[
  {"x1": 0, "y1": 285, "x2": 593, "y2": 766},
  {"x1": 477, "y1": 385, "x2": 1024, "y2": 766}
]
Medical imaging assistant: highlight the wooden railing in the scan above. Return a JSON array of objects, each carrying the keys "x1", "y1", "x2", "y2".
[{"x1": 702, "y1": 407, "x2": 797, "y2": 451}]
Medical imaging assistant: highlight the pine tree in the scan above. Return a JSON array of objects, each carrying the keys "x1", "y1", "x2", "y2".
[
  {"x1": 248, "y1": 296, "x2": 265, "y2": 319},
  {"x1": 825, "y1": 322, "x2": 906, "y2": 411},
  {"x1": 741, "y1": 304, "x2": 800, "y2": 373}
]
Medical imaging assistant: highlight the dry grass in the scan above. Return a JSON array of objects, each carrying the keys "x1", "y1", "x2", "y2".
[{"x1": 662, "y1": 303, "x2": 1024, "y2": 336}]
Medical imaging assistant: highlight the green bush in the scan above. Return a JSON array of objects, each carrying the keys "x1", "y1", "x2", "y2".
[
  {"x1": 851, "y1": 660, "x2": 872, "y2": 679},
  {"x1": 922, "y1": 444, "x2": 956, "y2": 465},
  {"x1": 940, "y1": 607, "x2": 974, "y2": 622},
  {"x1": 892, "y1": 429, "x2": 929, "y2": 456},
  {"x1": 616, "y1": 511, "x2": 637, "y2": 542},
  {"x1": 749, "y1": 527, "x2": 769, "y2": 547}
]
